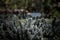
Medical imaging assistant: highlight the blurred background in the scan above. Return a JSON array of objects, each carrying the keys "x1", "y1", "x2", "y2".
[{"x1": 0, "y1": 0, "x2": 60, "y2": 17}]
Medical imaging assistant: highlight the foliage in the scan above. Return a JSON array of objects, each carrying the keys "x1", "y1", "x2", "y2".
[{"x1": 0, "y1": 0, "x2": 60, "y2": 18}]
